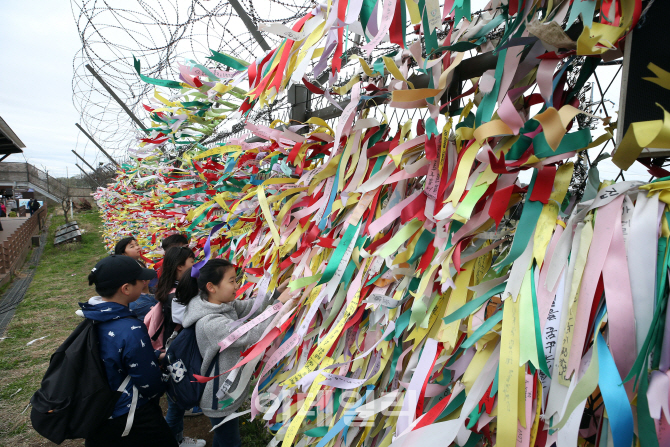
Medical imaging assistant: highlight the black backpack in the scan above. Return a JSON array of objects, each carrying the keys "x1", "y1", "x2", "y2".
[
  {"x1": 165, "y1": 325, "x2": 220, "y2": 409},
  {"x1": 30, "y1": 318, "x2": 128, "y2": 444}
]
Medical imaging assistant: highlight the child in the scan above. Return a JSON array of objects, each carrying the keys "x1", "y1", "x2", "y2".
[
  {"x1": 150, "y1": 233, "x2": 191, "y2": 289},
  {"x1": 114, "y1": 236, "x2": 142, "y2": 259},
  {"x1": 114, "y1": 236, "x2": 155, "y2": 313},
  {"x1": 162, "y1": 233, "x2": 190, "y2": 251},
  {"x1": 155, "y1": 246, "x2": 196, "y2": 346},
  {"x1": 82, "y1": 255, "x2": 177, "y2": 447},
  {"x1": 177, "y1": 259, "x2": 292, "y2": 447},
  {"x1": 154, "y1": 247, "x2": 204, "y2": 447}
]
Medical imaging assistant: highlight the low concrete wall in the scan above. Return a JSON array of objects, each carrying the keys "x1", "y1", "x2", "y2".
[{"x1": 0, "y1": 205, "x2": 47, "y2": 285}]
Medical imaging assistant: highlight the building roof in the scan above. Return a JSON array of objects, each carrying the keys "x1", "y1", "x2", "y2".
[{"x1": 0, "y1": 117, "x2": 25, "y2": 156}]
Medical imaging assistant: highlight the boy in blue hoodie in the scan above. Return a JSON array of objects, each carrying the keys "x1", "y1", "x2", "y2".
[{"x1": 82, "y1": 255, "x2": 178, "y2": 447}]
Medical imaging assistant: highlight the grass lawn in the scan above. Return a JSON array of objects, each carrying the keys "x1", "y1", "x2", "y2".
[
  {"x1": 0, "y1": 208, "x2": 274, "y2": 447},
  {"x1": 0, "y1": 209, "x2": 108, "y2": 446}
]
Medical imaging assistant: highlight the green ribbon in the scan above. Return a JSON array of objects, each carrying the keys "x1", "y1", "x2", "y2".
[
  {"x1": 453, "y1": 0, "x2": 471, "y2": 26},
  {"x1": 388, "y1": 343, "x2": 403, "y2": 381},
  {"x1": 637, "y1": 370, "x2": 660, "y2": 447},
  {"x1": 359, "y1": 0, "x2": 376, "y2": 42},
  {"x1": 397, "y1": 0, "x2": 408, "y2": 49},
  {"x1": 425, "y1": 117, "x2": 439, "y2": 138},
  {"x1": 171, "y1": 186, "x2": 207, "y2": 198},
  {"x1": 367, "y1": 125, "x2": 387, "y2": 148},
  {"x1": 173, "y1": 200, "x2": 201, "y2": 206},
  {"x1": 461, "y1": 310, "x2": 503, "y2": 350},
  {"x1": 506, "y1": 120, "x2": 540, "y2": 160},
  {"x1": 475, "y1": 49, "x2": 507, "y2": 127},
  {"x1": 389, "y1": 309, "x2": 412, "y2": 340},
  {"x1": 305, "y1": 427, "x2": 329, "y2": 437},
  {"x1": 418, "y1": 0, "x2": 438, "y2": 53},
  {"x1": 495, "y1": 169, "x2": 543, "y2": 270},
  {"x1": 495, "y1": 1, "x2": 525, "y2": 52},
  {"x1": 318, "y1": 222, "x2": 361, "y2": 285},
  {"x1": 531, "y1": 264, "x2": 552, "y2": 378},
  {"x1": 443, "y1": 282, "x2": 506, "y2": 325},
  {"x1": 218, "y1": 397, "x2": 234, "y2": 408},
  {"x1": 408, "y1": 229, "x2": 435, "y2": 264},
  {"x1": 365, "y1": 264, "x2": 389, "y2": 286},
  {"x1": 437, "y1": 388, "x2": 467, "y2": 420},
  {"x1": 532, "y1": 128, "x2": 593, "y2": 159},
  {"x1": 624, "y1": 290, "x2": 668, "y2": 387},
  {"x1": 207, "y1": 50, "x2": 250, "y2": 71},
  {"x1": 187, "y1": 211, "x2": 209, "y2": 232},
  {"x1": 133, "y1": 56, "x2": 183, "y2": 89},
  {"x1": 470, "y1": 14, "x2": 505, "y2": 40},
  {"x1": 652, "y1": 235, "x2": 670, "y2": 369},
  {"x1": 466, "y1": 404, "x2": 484, "y2": 429},
  {"x1": 181, "y1": 101, "x2": 211, "y2": 109}
]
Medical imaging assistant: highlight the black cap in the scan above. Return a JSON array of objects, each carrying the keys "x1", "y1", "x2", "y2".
[{"x1": 89, "y1": 255, "x2": 157, "y2": 291}]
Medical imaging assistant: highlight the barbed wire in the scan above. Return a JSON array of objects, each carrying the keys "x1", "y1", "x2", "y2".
[
  {"x1": 70, "y1": 0, "x2": 314, "y2": 164},
  {"x1": 69, "y1": 0, "x2": 633, "y2": 184}
]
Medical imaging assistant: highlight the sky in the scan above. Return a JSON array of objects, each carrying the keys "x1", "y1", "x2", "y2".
[
  {"x1": 0, "y1": 1, "x2": 84, "y2": 178},
  {"x1": 0, "y1": 0, "x2": 652, "y2": 182}
]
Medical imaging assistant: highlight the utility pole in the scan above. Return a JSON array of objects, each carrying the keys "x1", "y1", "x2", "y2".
[
  {"x1": 75, "y1": 164, "x2": 101, "y2": 187},
  {"x1": 75, "y1": 123, "x2": 120, "y2": 167},
  {"x1": 85, "y1": 64, "x2": 148, "y2": 133}
]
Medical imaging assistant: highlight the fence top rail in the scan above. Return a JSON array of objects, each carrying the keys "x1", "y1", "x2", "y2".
[{"x1": 0, "y1": 163, "x2": 69, "y2": 198}]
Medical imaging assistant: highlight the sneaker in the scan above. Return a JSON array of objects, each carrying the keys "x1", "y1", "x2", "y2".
[
  {"x1": 184, "y1": 406, "x2": 203, "y2": 417},
  {"x1": 179, "y1": 437, "x2": 206, "y2": 447}
]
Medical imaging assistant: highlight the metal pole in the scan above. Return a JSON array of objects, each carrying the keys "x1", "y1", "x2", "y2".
[
  {"x1": 85, "y1": 64, "x2": 148, "y2": 133},
  {"x1": 75, "y1": 123, "x2": 120, "y2": 167},
  {"x1": 227, "y1": 0, "x2": 271, "y2": 52},
  {"x1": 75, "y1": 164, "x2": 101, "y2": 187},
  {"x1": 71, "y1": 150, "x2": 100, "y2": 176}
]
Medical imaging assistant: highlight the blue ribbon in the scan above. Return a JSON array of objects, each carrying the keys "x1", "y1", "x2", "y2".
[
  {"x1": 314, "y1": 386, "x2": 374, "y2": 447},
  {"x1": 597, "y1": 331, "x2": 634, "y2": 447}
]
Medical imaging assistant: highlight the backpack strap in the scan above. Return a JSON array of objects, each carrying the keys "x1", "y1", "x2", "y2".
[
  {"x1": 150, "y1": 319, "x2": 165, "y2": 342},
  {"x1": 117, "y1": 375, "x2": 132, "y2": 392},
  {"x1": 163, "y1": 324, "x2": 183, "y2": 352},
  {"x1": 116, "y1": 375, "x2": 138, "y2": 437},
  {"x1": 205, "y1": 351, "x2": 220, "y2": 376},
  {"x1": 211, "y1": 354, "x2": 220, "y2": 411},
  {"x1": 207, "y1": 352, "x2": 221, "y2": 411}
]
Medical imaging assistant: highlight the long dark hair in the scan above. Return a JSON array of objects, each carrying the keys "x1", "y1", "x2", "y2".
[
  {"x1": 155, "y1": 246, "x2": 195, "y2": 304},
  {"x1": 175, "y1": 258, "x2": 234, "y2": 306},
  {"x1": 114, "y1": 236, "x2": 136, "y2": 255}
]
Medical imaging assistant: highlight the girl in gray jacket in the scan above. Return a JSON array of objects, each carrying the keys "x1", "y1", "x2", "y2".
[{"x1": 175, "y1": 259, "x2": 291, "y2": 447}]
